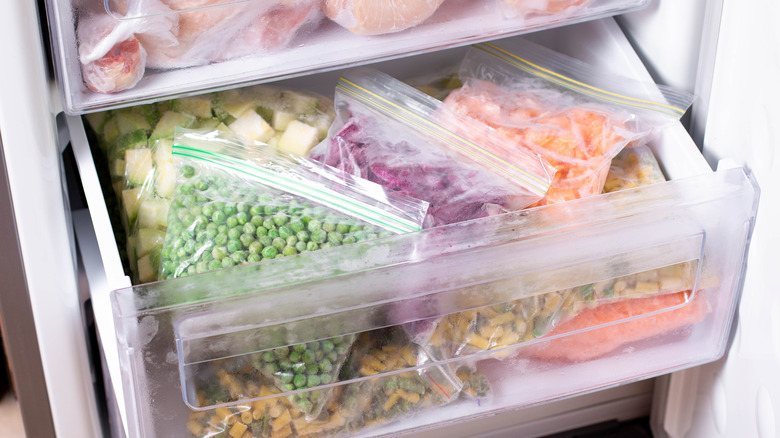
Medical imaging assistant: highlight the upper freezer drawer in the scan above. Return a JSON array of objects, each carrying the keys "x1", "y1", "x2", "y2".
[
  {"x1": 110, "y1": 166, "x2": 758, "y2": 437},
  {"x1": 46, "y1": 0, "x2": 648, "y2": 114}
]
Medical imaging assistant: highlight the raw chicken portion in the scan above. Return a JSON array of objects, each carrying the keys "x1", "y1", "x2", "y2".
[
  {"x1": 504, "y1": 0, "x2": 591, "y2": 17},
  {"x1": 322, "y1": 0, "x2": 445, "y2": 35}
]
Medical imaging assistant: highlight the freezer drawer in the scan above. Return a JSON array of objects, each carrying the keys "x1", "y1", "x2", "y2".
[
  {"x1": 46, "y1": 0, "x2": 647, "y2": 113},
  {"x1": 66, "y1": 18, "x2": 759, "y2": 438}
]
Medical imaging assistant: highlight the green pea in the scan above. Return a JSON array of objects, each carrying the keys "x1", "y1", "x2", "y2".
[
  {"x1": 247, "y1": 254, "x2": 261, "y2": 263},
  {"x1": 318, "y1": 358, "x2": 333, "y2": 373},
  {"x1": 349, "y1": 224, "x2": 362, "y2": 233},
  {"x1": 306, "y1": 363, "x2": 319, "y2": 375},
  {"x1": 227, "y1": 227, "x2": 241, "y2": 240},
  {"x1": 321, "y1": 340, "x2": 334, "y2": 353},
  {"x1": 211, "y1": 210, "x2": 226, "y2": 224},
  {"x1": 248, "y1": 241, "x2": 263, "y2": 255},
  {"x1": 226, "y1": 216, "x2": 238, "y2": 228},
  {"x1": 327, "y1": 232, "x2": 343, "y2": 245},
  {"x1": 195, "y1": 261, "x2": 208, "y2": 274},
  {"x1": 277, "y1": 372, "x2": 294, "y2": 384},
  {"x1": 176, "y1": 247, "x2": 188, "y2": 258},
  {"x1": 250, "y1": 206, "x2": 263, "y2": 216},
  {"x1": 319, "y1": 374, "x2": 332, "y2": 385},
  {"x1": 273, "y1": 213, "x2": 288, "y2": 227},
  {"x1": 221, "y1": 258, "x2": 234, "y2": 269},
  {"x1": 342, "y1": 235, "x2": 357, "y2": 245},
  {"x1": 274, "y1": 346, "x2": 290, "y2": 358},
  {"x1": 263, "y1": 351, "x2": 275, "y2": 362},
  {"x1": 278, "y1": 226, "x2": 292, "y2": 239},
  {"x1": 262, "y1": 219, "x2": 276, "y2": 230},
  {"x1": 336, "y1": 223, "x2": 351, "y2": 234},
  {"x1": 307, "y1": 375, "x2": 321, "y2": 387},
  {"x1": 264, "y1": 205, "x2": 277, "y2": 215},
  {"x1": 207, "y1": 260, "x2": 222, "y2": 271},
  {"x1": 282, "y1": 247, "x2": 297, "y2": 256},
  {"x1": 292, "y1": 362, "x2": 306, "y2": 374},
  {"x1": 307, "y1": 220, "x2": 321, "y2": 232},
  {"x1": 202, "y1": 205, "x2": 214, "y2": 217},
  {"x1": 282, "y1": 383, "x2": 295, "y2": 392},
  {"x1": 293, "y1": 344, "x2": 306, "y2": 353},
  {"x1": 295, "y1": 230, "x2": 309, "y2": 242},
  {"x1": 240, "y1": 233, "x2": 254, "y2": 248},
  {"x1": 251, "y1": 215, "x2": 264, "y2": 227},
  {"x1": 295, "y1": 241, "x2": 307, "y2": 252},
  {"x1": 261, "y1": 246, "x2": 278, "y2": 258},
  {"x1": 230, "y1": 251, "x2": 246, "y2": 263},
  {"x1": 320, "y1": 242, "x2": 333, "y2": 249},
  {"x1": 302, "y1": 350, "x2": 315, "y2": 364},
  {"x1": 293, "y1": 374, "x2": 306, "y2": 388},
  {"x1": 236, "y1": 212, "x2": 249, "y2": 225},
  {"x1": 267, "y1": 229, "x2": 279, "y2": 238},
  {"x1": 255, "y1": 226, "x2": 268, "y2": 238},
  {"x1": 224, "y1": 205, "x2": 237, "y2": 216},
  {"x1": 214, "y1": 234, "x2": 227, "y2": 246},
  {"x1": 227, "y1": 240, "x2": 242, "y2": 253},
  {"x1": 259, "y1": 236, "x2": 273, "y2": 247},
  {"x1": 289, "y1": 351, "x2": 301, "y2": 363},
  {"x1": 243, "y1": 223, "x2": 256, "y2": 235},
  {"x1": 289, "y1": 220, "x2": 304, "y2": 233},
  {"x1": 322, "y1": 222, "x2": 335, "y2": 232},
  {"x1": 296, "y1": 398, "x2": 312, "y2": 413},
  {"x1": 310, "y1": 230, "x2": 326, "y2": 244},
  {"x1": 306, "y1": 241, "x2": 318, "y2": 251}
]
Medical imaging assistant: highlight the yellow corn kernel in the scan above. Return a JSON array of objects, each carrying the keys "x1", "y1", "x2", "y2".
[
  {"x1": 226, "y1": 415, "x2": 237, "y2": 425},
  {"x1": 259, "y1": 386, "x2": 278, "y2": 397},
  {"x1": 401, "y1": 347, "x2": 416, "y2": 366},
  {"x1": 252, "y1": 409, "x2": 263, "y2": 421},
  {"x1": 241, "y1": 431, "x2": 252, "y2": 438},
  {"x1": 372, "y1": 350, "x2": 388, "y2": 362},
  {"x1": 215, "y1": 407, "x2": 232, "y2": 421},
  {"x1": 240, "y1": 410, "x2": 253, "y2": 425},
  {"x1": 271, "y1": 408, "x2": 291, "y2": 431},
  {"x1": 466, "y1": 334, "x2": 491, "y2": 350},
  {"x1": 397, "y1": 389, "x2": 421, "y2": 404},
  {"x1": 383, "y1": 393, "x2": 401, "y2": 411},
  {"x1": 325, "y1": 411, "x2": 344, "y2": 429},
  {"x1": 488, "y1": 312, "x2": 515, "y2": 327},
  {"x1": 636, "y1": 281, "x2": 660, "y2": 294},
  {"x1": 613, "y1": 280, "x2": 627, "y2": 295},
  {"x1": 268, "y1": 403, "x2": 285, "y2": 418},
  {"x1": 208, "y1": 415, "x2": 222, "y2": 428},
  {"x1": 499, "y1": 331, "x2": 521, "y2": 346},
  {"x1": 271, "y1": 424, "x2": 292, "y2": 438},
  {"x1": 359, "y1": 366, "x2": 378, "y2": 376},
  {"x1": 381, "y1": 345, "x2": 398, "y2": 353},
  {"x1": 429, "y1": 325, "x2": 446, "y2": 347},
  {"x1": 186, "y1": 420, "x2": 202, "y2": 436},
  {"x1": 228, "y1": 422, "x2": 247, "y2": 438},
  {"x1": 481, "y1": 307, "x2": 499, "y2": 318},
  {"x1": 479, "y1": 324, "x2": 502, "y2": 342},
  {"x1": 660, "y1": 276, "x2": 685, "y2": 292},
  {"x1": 361, "y1": 355, "x2": 385, "y2": 371},
  {"x1": 544, "y1": 293, "x2": 563, "y2": 311}
]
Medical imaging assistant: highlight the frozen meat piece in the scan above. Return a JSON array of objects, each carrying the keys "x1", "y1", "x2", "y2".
[
  {"x1": 504, "y1": 0, "x2": 591, "y2": 17},
  {"x1": 138, "y1": 0, "x2": 321, "y2": 69},
  {"x1": 81, "y1": 35, "x2": 147, "y2": 94},
  {"x1": 322, "y1": 0, "x2": 446, "y2": 35}
]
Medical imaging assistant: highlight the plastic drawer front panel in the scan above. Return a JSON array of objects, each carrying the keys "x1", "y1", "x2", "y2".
[
  {"x1": 111, "y1": 167, "x2": 758, "y2": 437},
  {"x1": 45, "y1": 0, "x2": 648, "y2": 113}
]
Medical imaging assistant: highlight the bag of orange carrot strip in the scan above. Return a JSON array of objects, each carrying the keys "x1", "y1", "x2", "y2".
[{"x1": 443, "y1": 38, "x2": 693, "y2": 207}]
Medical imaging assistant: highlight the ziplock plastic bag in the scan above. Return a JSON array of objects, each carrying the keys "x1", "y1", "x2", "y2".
[
  {"x1": 410, "y1": 261, "x2": 699, "y2": 362},
  {"x1": 501, "y1": 0, "x2": 592, "y2": 20},
  {"x1": 322, "y1": 0, "x2": 446, "y2": 36},
  {"x1": 310, "y1": 67, "x2": 555, "y2": 228},
  {"x1": 76, "y1": 0, "x2": 322, "y2": 93},
  {"x1": 444, "y1": 39, "x2": 693, "y2": 207},
  {"x1": 160, "y1": 128, "x2": 428, "y2": 280},
  {"x1": 336, "y1": 328, "x2": 470, "y2": 432},
  {"x1": 603, "y1": 144, "x2": 666, "y2": 193},
  {"x1": 86, "y1": 85, "x2": 337, "y2": 284},
  {"x1": 76, "y1": 0, "x2": 176, "y2": 93}
]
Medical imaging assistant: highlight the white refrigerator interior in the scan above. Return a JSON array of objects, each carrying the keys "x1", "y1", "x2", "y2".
[{"x1": 0, "y1": 0, "x2": 774, "y2": 437}]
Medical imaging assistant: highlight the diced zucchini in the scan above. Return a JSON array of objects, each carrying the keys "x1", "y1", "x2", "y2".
[
  {"x1": 114, "y1": 110, "x2": 153, "y2": 136},
  {"x1": 256, "y1": 106, "x2": 274, "y2": 124},
  {"x1": 137, "y1": 198, "x2": 169, "y2": 229},
  {"x1": 150, "y1": 111, "x2": 197, "y2": 141},
  {"x1": 102, "y1": 117, "x2": 121, "y2": 145},
  {"x1": 271, "y1": 110, "x2": 297, "y2": 131},
  {"x1": 282, "y1": 91, "x2": 320, "y2": 114},
  {"x1": 172, "y1": 95, "x2": 213, "y2": 119},
  {"x1": 133, "y1": 104, "x2": 161, "y2": 126},
  {"x1": 194, "y1": 118, "x2": 222, "y2": 131},
  {"x1": 278, "y1": 120, "x2": 319, "y2": 155},
  {"x1": 136, "y1": 254, "x2": 157, "y2": 283},
  {"x1": 228, "y1": 111, "x2": 275, "y2": 143},
  {"x1": 266, "y1": 132, "x2": 283, "y2": 148},
  {"x1": 83, "y1": 111, "x2": 110, "y2": 136},
  {"x1": 110, "y1": 158, "x2": 126, "y2": 179},
  {"x1": 215, "y1": 89, "x2": 257, "y2": 119},
  {"x1": 154, "y1": 162, "x2": 176, "y2": 198},
  {"x1": 136, "y1": 228, "x2": 166, "y2": 257},
  {"x1": 122, "y1": 187, "x2": 144, "y2": 224},
  {"x1": 152, "y1": 138, "x2": 173, "y2": 166},
  {"x1": 125, "y1": 148, "x2": 153, "y2": 186},
  {"x1": 110, "y1": 129, "x2": 148, "y2": 161},
  {"x1": 300, "y1": 113, "x2": 333, "y2": 140}
]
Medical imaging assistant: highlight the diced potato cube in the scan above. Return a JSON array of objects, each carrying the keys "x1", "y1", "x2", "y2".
[
  {"x1": 228, "y1": 421, "x2": 247, "y2": 438},
  {"x1": 154, "y1": 162, "x2": 176, "y2": 198},
  {"x1": 137, "y1": 199, "x2": 169, "y2": 229},
  {"x1": 271, "y1": 110, "x2": 297, "y2": 131},
  {"x1": 172, "y1": 95, "x2": 213, "y2": 119},
  {"x1": 121, "y1": 188, "x2": 144, "y2": 222},
  {"x1": 136, "y1": 254, "x2": 156, "y2": 284}
]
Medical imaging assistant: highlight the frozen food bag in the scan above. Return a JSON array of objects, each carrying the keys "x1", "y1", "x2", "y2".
[
  {"x1": 322, "y1": 0, "x2": 446, "y2": 35},
  {"x1": 501, "y1": 0, "x2": 592, "y2": 20},
  {"x1": 75, "y1": 0, "x2": 175, "y2": 93},
  {"x1": 335, "y1": 328, "x2": 469, "y2": 433},
  {"x1": 602, "y1": 144, "x2": 666, "y2": 193},
  {"x1": 84, "y1": 85, "x2": 337, "y2": 283},
  {"x1": 159, "y1": 128, "x2": 428, "y2": 280},
  {"x1": 310, "y1": 67, "x2": 555, "y2": 228},
  {"x1": 405, "y1": 65, "x2": 462, "y2": 101},
  {"x1": 444, "y1": 39, "x2": 693, "y2": 207},
  {"x1": 76, "y1": 0, "x2": 322, "y2": 93},
  {"x1": 409, "y1": 261, "x2": 700, "y2": 362}
]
